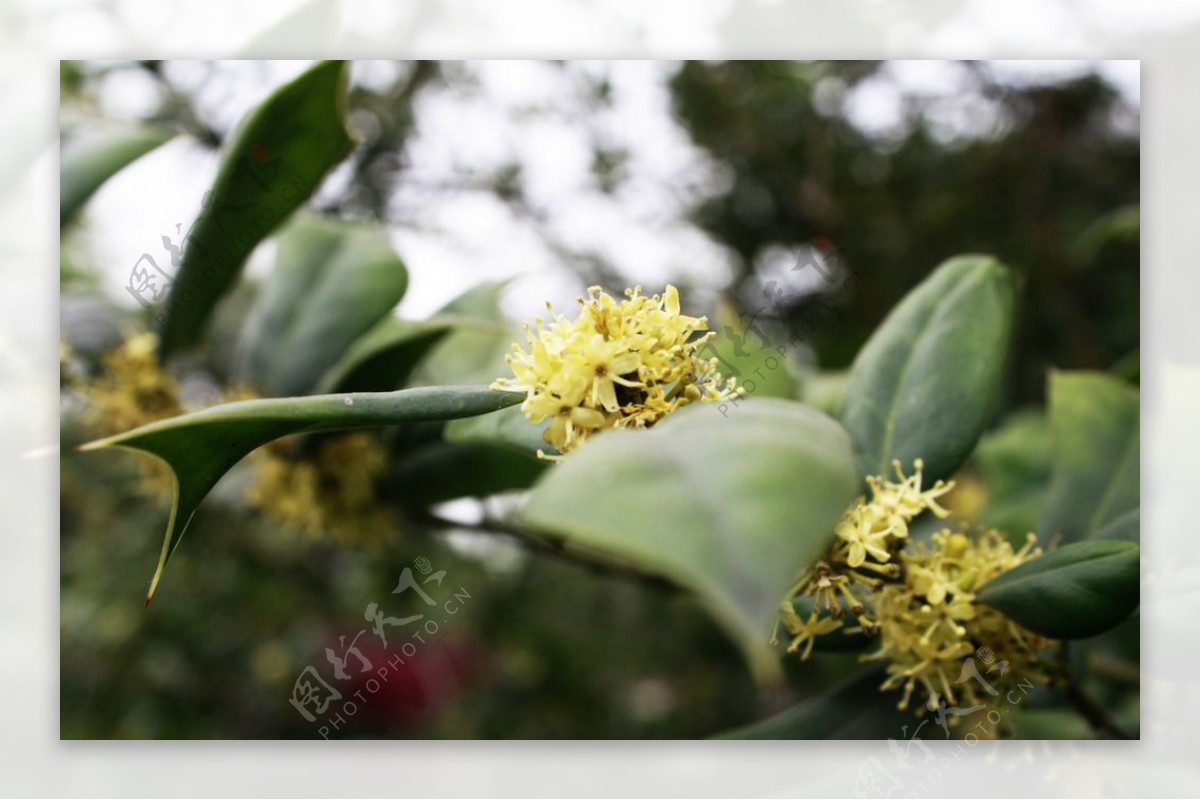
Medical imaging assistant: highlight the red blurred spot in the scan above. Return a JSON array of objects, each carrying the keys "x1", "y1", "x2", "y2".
[
  {"x1": 249, "y1": 143, "x2": 269, "y2": 163},
  {"x1": 338, "y1": 636, "x2": 482, "y2": 729}
]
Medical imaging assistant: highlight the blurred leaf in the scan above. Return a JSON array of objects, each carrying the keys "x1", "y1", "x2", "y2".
[
  {"x1": 77, "y1": 386, "x2": 521, "y2": 602},
  {"x1": 1009, "y1": 707, "x2": 1095, "y2": 739},
  {"x1": 972, "y1": 409, "x2": 1053, "y2": 535},
  {"x1": 60, "y1": 126, "x2": 173, "y2": 226},
  {"x1": 841, "y1": 256, "x2": 1014, "y2": 482},
  {"x1": 1095, "y1": 508, "x2": 1139, "y2": 542},
  {"x1": 716, "y1": 668, "x2": 909, "y2": 738},
  {"x1": 520, "y1": 399, "x2": 859, "y2": 684},
  {"x1": 1039, "y1": 371, "x2": 1139, "y2": 543},
  {"x1": 318, "y1": 317, "x2": 451, "y2": 393},
  {"x1": 387, "y1": 441, "x2": 546, "y2": 504},
  {"x1": 798, "y1": 368, "x2": 848, "y2": 416},
  {"x1": 1073, "y1": 205, "x2": 1139, "y2": 266},
  {"x1": 159, "y1": 60, "x2": 355, "y2": 357},
  {"x1": 445, "y1": 403, "x2": 547, "y2": 459},
  {"x1": 705, "y1": 297, "x2": 798, "y2": 400},
  {"x1": 60, "y1": 294, "x2": 126, "y2": 362},
  {"x1": 976, "y1": 540, "x2": 1140, "y2": 639},
  {"x1": 235, "y1": 215, "x2": 409, "y2": 396},
  {"x1": 416, "y1": 280, "x2": 514, "y2": 386},
  {"x1": 1110, "y1": 348, "x2": 1139, "y2": 386}
]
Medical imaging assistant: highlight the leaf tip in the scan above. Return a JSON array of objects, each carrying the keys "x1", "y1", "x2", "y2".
[{"x1": 145, "y1": 568, "x2": 163, "y2": 607}]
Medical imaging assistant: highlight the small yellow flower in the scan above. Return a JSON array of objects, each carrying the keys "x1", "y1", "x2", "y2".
[
  {"x1": 865, "y1": 458, "x2": 954, "y2": 539},
  {"x1": 77, "y1": 333, "x2": 183, "y2": 495},
  {"x1": 836, "y1": 505, "x2": 895, "y2": 567},
  {"x1": 81, "y1": 332, "x2": 183, "y2": 436},
  {"x1": 577, "y1": 333, "x2": 643, "y2": 412},
  {"x1": 492, "y1": 285, "x2": 738, "y2": 457},
  {"x1": 781, "y1": 605, "x2": 845, "y2": 660},
  {"x1": 829, "y1": 459, "x2": 956, "y2": 569}
]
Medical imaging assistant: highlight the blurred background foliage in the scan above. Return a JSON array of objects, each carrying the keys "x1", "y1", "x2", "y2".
[{"x1": 60, "y1": 60, "x2": 1138, "y2": 739}]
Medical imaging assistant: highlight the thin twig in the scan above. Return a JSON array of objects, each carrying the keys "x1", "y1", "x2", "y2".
[
  {"x1": 408, "y1": 508, "x2": 676, "y2": 591},
  {"x1": 1057, "y1": 643, "x2": 1137, "y2": 740}
]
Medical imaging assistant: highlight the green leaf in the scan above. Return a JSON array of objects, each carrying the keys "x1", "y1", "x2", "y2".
[
  {"x1": 1073, "y1": 205, "x2": 1139, "y2": 266},
  {"x1": 60, "y1": 126, "x2": 173, "y2": 226},
  {"x1": 1110, "y1": 348, "x2": 1140, "y2": 386},
  {"x1": 704, "y1": 297, "x2": 799, "y2": 400},
  {"x1": 77, "y1": 386, "x2": 521, "y2": 602},
  {"x1": 318, "y1": 317, "x2": 452, "y2": 394},
  {"x1": 1009, "y1": 707, "x2": 1095, "y2": 739},
  {"x1": 1095, "y1": 508, "x2": 1139, "y2": 543},
  {"x1": 519, "y1": 398, "x2": 859, "y2": 684},
  {"x1": 387, "y1": 442, "x2": 547, "y2": 504},
  {"x1": 798, "y1": 368, "x2": 848, "y2": 416},
  {"x1": 158, "y1": 61, "x2": 355, "y2": 357},
  {"x1": 445, "y1": 403, "x2": 548, "y2": 459},
  {"x1": 1039, "y1": 371, "x2": 1139, "y2": 543},
  {"x1": 717, "y1": 668, "x2": 909, "y2": 738},
  {"x1": 976, "y1": 540, "x2": 1140, "y2": 639},
  {"x1": 841, "y1": 255, "x2": 1014, "y2": 482},
  {"x1": 415, "y1": 280, "x2": 515, "y2": 386},
  {"x1": 235, "y1": 215, "x2": 410, "y2": 396},
  {"x1": 972, "y1": 409, "x2": 1053, "y2": 536}
]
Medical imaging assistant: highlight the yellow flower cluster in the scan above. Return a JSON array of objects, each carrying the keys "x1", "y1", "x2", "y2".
[
  {"x1": 492, "y1": 285, "x2": 739, "y2": 457},
  {"x1": 72, "y1": 331, "x2": 395, "y2": 545},
  {"x1": 246, "y1": 432, "x2": 394, "y2": 545},
  {"x1": 778, "y1": 460, "x2": 1053, "y2": 732},
  {"x1": 81, "y1": 333, "x2": 183, "y2": 436},
  {"x1": 77, "y1": 333, "x2": 184, "y2": 495},
  {"x1": 835, "y1": 459, "x2": 955, "y2": 569},
  {"x1": 867, "y1": 529, "x2": 1048, "y2": 725},
  {"x1": 779, "y1": 459, "x2": 955, "y2": 654}
]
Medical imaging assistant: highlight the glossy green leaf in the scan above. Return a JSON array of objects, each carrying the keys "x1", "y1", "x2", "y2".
[
  {"x1": 77, "y1": 386, "x2": 521, "y2": 602},
  {"x1": 1039, "y1": 371, "x2": 1139, "y2": 543},
  {"x1": 318, "y1": 317, "x2": 452, "y2": 394},
  {"x1": 60, "y1": 126, "x2": 173, "y2": 226},
  {"x1": 158, "y1": 60, "x2": 355, "y2": 356},
  {"x1": 520, "y1": 398, "x2": 859, "y2": 684},
  {"x1": 841, "y1": 255, "x2": 1014, "y2": 482},
  {"x1": 976, "y1": 540, "x2": 1140, "y2": 639},
  {"x1": 717, "y1": 668, "x2": 909, "y2": 739},
  {"x1": 235, "y1": 215, "x2": 409, "y2": 396}
]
